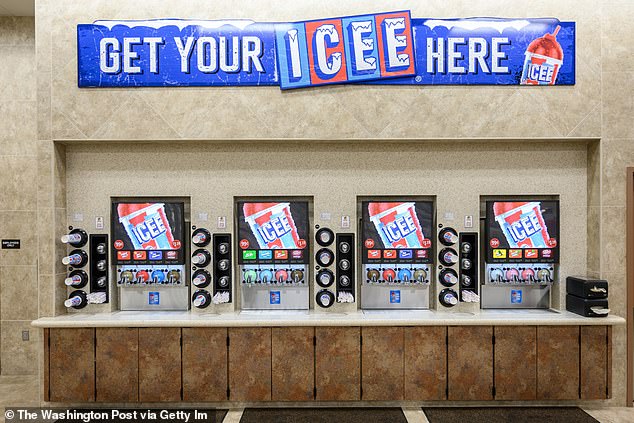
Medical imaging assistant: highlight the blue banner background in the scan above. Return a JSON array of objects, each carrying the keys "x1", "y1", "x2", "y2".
[
  {"x1": 77, "y1": 20, "x2": 279, "y2": 87},
  {"x1": 378, "y1": 18, "x2": 575, "y2": 85},
  {"x1": 77, "y1": 16, "x2": 575, "y2": 88}
]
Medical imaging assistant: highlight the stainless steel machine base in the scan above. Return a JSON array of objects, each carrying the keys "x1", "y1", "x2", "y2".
[
  {"x1": 119, "y1": 286, "x2": 190, "y2": 310},
  {"x1": 361, "y1": 284, "x2": 430, "y2": 309},
  {"x1": 481, "y1": 284, "x2": 551, "y2": 309},
  {"x1": 241, "y1": 284, "x2": 309, "y2": 310}
]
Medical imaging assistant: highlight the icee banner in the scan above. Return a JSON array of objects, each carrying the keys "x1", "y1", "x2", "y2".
[
  {"x1": 77, "y1": 19, "x2": 280, "y2": 87},
  {"x1": 387, "y1": 17, "x2": 575, "y2": 86},
  {"x1": 77, "y1": 13, "x2": 575, "y2": 90},
  {"x1": 275, "y1": 11, "x2": 416, "y2": 89}
]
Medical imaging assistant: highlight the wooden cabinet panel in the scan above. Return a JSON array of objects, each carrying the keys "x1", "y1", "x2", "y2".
[
  {"x1": 49, "y1": 328, "x2": 95, "y2": 402},
  {"x1": 448, "y1": 326, "x2": 493, "y2": 400},
  {"x1": 139, "y1": 328, "x2": 182, "y2": 402},
  {"x1": 43, "y1": 328, "x2": 50, "y2": 402},
  {"x1": 272, "y1": 327, "x2": 314, "y2": 401},
  {"x1": 607, "y1": 326, "x2": 612, "y2": 399},
  {"x1": 537, "y1": 326, "x2": 579, "y2": 400},
  {"x1": 229, "y1": 327, "x2": 271, "y2": 401},
  {"x1": 96, "y1": 328, "x2": 138, "y2": 402},
  {"x1": 494, "y1": 326, "x2": 536, "y2": 400},
  {"x1": 44, "y1": 323, "x2": 611, "y2": 405},
  {"x1": 580, "y1": 326, "x2": 608, "y2": 399},
  {"x1": 315, "y1": 327, "x2": 360, "y2": 401},
  {"x1": 362, "y1": 327, "x2": 403, "y2": 400},
  {"x1": 404, "y1": 326, "x2": 447, "y2": 400},
  {"x1": 182, "y1": 328, "x2": 228, "y2": 402}
]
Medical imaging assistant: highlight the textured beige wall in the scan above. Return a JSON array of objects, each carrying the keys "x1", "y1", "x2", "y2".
[
  {"x1": 64, "y1": 140, "x2": 588, "y2": 314},
  {"x1": 43, "y1": 0, "x2": 602, "y2": 140},
  {"x1": 29, "y1": 0, "x2": 634, "y2": 405},
  {"x1": 0, "y1": 17, "x2": 40, "y2": 375},
  {"x1": 597, "y1": 0, "x2": 634, "y2": 407}
]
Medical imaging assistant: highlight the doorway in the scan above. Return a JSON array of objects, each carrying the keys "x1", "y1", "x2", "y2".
[{"x1": 626, "y1": 167, "x2": 634, "y2": 405}]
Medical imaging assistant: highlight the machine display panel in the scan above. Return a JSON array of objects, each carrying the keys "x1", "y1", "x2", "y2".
[
  {"x1": 236, "y1": 201, "x2": 309, "y2": 265},
  {"x1": 361, "y1": 201, "x2": 434, "y2": 265},
  {"x1": 485, "y1": 200, "x2": 560, "y2": 263},
  {"x1": 111, "y1": 201, "x2": 185, "y2": 265}
]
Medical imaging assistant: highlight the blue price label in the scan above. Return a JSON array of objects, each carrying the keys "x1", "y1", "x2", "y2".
[
  {"x1": 390, "y1": 290, "x2": 401, "y2": 303},
  {"x1": 511, "y1": 289, "x2": 523, "y2": 304}
]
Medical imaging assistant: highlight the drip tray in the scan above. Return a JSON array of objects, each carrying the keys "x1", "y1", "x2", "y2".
[
  {"x1": 480, "y1": 308, "x2": 561, "y2": 315},
  {"x1": 362, "y1": 309, "x2": 434, "y2": 315},
  {"x1": 240, "y1": 310, "x2": 310, "y2": 315},
  {"x1": 239, "y1": 310, "x2": 349, "y2": 317}
]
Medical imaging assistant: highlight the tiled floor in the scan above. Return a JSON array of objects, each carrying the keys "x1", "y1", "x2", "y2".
[
  {"x1": 0, "y1": 375, "x2": 40, "y2": 423},
  {"x1": 583, "y1": 407, "x2": 634, "y2": 423},
  {"x1": 1, "y1": 376, "x2": 634, "y2": 423}
]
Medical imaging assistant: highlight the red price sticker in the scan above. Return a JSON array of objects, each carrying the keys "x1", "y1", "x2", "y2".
[
  {"x1": 297, "y1": 239, "x2": 307, "y2": 249},
  {"x1": 114, "y1": 240, "x2": 124, "y2": 250},
  {"x1": 489, "y1": 238, "x2": 500, "y2": 248},
  {"x1": 547, "y1": 238, "x2": 557, "y2": 248},
  {"x1": 239, "y1": 239, "x2": 249, "y2": 249},
  {"x1": 172, "y1": 240, "x2": 182, "y2": 249},
  {"x1": 421, "y1": 239, "x2": 431, "y2": 248},
  {"x1": 365, "y1": 238, "x2": 375, "y2": 249}
]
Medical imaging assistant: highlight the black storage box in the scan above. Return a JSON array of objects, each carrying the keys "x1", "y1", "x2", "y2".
[
  {"x1": 566, "y1": 276, "x2": 608, "y2": 299},
  {"x1": 566, "y1": 294, "x2": 609, "y2": 317}
]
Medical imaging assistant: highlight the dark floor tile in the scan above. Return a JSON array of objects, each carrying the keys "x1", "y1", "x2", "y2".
[
  {"x1": 423, "y1": 407, "x2": 599, "y2": 423},
  {"x1": 241, "y1": 408, "x2": 406, "y2": 423}
]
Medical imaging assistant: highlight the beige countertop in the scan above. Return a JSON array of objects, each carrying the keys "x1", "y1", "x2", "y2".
[{"x1": 31, "y1": 309, "x2": 625, "y2": 328}]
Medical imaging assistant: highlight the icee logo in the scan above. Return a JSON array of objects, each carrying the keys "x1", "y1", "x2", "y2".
[
  {"x1": 527, "y1": 62, "x2": 555, "y2": 83},
  {"x1": 508, "y1": 211, "x2": 542, "y2": 244},
  {"x1": 131, "y1": 213, "x2": 167, "y2": 245},
  {"x1": 382, "y1": 214, "x2": 417, "y2": 244},
  {"x1": 257, "y1": 215, "x2": 292, "y2": 244},
  {"x1": 275, "y1": 10, "x2": 416, "y2": 89}
]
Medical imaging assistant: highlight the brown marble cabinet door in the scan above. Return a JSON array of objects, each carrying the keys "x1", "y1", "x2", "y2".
[
  {"x1": 272, "y1": 327, "x2": 314, "y2": 401},
  {"x1": 138, "y1": 328, "x2": 182, "y2": 402},
  {"x1": 580, "y1": 326, "x2": 609, "y2": 399},
  {"x1": 43, "y1": 329, "x2": 50, "y2": 401},
  {"x1": 607, "y1": 326, "x2": 612, "y2": 399},
  {"x1": 315, "y1": 327, "x2": 360, "y2": 401},
  {"x1": 404, "y1": 326, "x2": 447, "y2": 400},
  {"x1": 228, "y1": 327, "x2": 272, "y2": 401},
  {"x1": 362, "y1": 327, "x2": 403, "y2": 400},
  {"x1": 182, "y1": 328, "x2": 228, "y2": 402},
  {"x1": 96, "y1": 328, "x2": 138, "y2": 402},
  {"x1": 49, "y1": 328, "x2": 95, "y2": 402},
  {"x1": 537, "y1": 325, "x2": 579, "y2": 400},
  {"x1": 447, "y1": 326, "x2": 493, "y2": 400},
  {"x1": 494, "y1": 326, "x2": 536, "y2": 400}
]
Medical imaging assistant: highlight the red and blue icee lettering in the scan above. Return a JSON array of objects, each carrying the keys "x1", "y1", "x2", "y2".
[
  {"x1": 493, "y1": 202, "x2": 552, "y2": 248},
  {"x1": 117, "y1": 203, "x2": 175, "y2": 250},
  {"x1": 520, "y1": 26, "x2": 563, "y2": 85}
]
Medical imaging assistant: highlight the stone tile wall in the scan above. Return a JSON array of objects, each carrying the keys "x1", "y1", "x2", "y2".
[{"x1": 0, "y1": 16, "x2": 39, "y2": 375}]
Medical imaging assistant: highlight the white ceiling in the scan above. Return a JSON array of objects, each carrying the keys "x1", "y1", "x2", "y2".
[{"x1": 0, "y1": 0, "x2": 34, "y2": 16}]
